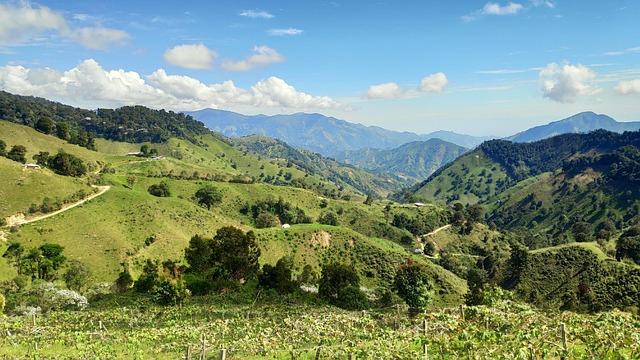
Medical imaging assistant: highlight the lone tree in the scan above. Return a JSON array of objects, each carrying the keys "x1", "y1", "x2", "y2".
[
  {"x1": 194, "y1": 185, "x2": 223, "y2": 210},
  {"x1": 394, "y1": 260, "x2": 434, "y2": 312},
  {"x1": 64, "y1": 260, "x2": 92, "y2": 291},
  {"x1": 318, "y1": 263, "x2": 360, "y2": 302},
  {"x1": 148, "y1": 181, "x2": 171, "y2": 197}
]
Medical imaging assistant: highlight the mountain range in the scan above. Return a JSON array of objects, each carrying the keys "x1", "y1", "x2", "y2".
[
  {"x1": 186, "y1": 109, "x2": 490, "y2": 156},
  {"x1": 507, "y1": 111, "x2": 640, "y2": 143},
  {"x1": 335, "y1": 138, "x2": 467, "y2": 181}
]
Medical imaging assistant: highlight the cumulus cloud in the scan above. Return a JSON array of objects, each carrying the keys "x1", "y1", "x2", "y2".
[
  {"x1": 164, "y1": 44, "x2": 216, "y2": 70},
  {"x1": 419, "y1": 72, "x2": 448, "y2": 93},
  {"x1": 366, "y1": 82, "x2": 404, "y2": 99},
  {"x1": 615, "y1": 79, "x2": 640, "y2": 95},
  {"x1": 482, "y1": 2, "x2": 524, "y2": 15},
  {"x1": 539, "y1": 63, "x2": 599, "y2": 103},
  {"x1": 268, "y1": 28, "x2": 304, "y2": 36},
  {"x1": 366, "y1": 72, "x2": 448, "y2": 99},
  {"x1": 239, "y1": 10, "x2": 274, "y2": 19},
  {"x1": 222, "y1": 46, "x2": 284, "y2": 71},
  {"x1": 0, "y1": 59, "x2": 342, "y2": 111},
  {"x1": 0, "y1": 3, "x2": 128, "y2": 50},
  {"x1": 71, "y1": 27, "x2": 129, "y2": 50}
]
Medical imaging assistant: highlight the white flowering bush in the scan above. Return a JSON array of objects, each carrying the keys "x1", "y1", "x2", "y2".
[{"x1": 32, "y1": 282, "x2": 88, "y2": 312}]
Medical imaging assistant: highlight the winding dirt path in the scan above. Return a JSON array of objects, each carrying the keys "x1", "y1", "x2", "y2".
[
  {"x1": 3, "y1": 185, "x2": 111, "y2": 228},
  {"x1": 422, "y1": 224, "x2": 452, "y2": 238}
]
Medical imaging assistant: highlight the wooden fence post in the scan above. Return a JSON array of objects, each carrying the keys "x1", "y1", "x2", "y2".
[
  {"x1": 423, "y1": 318, "x2": 427, "y2": 336},
  {"x1": 32, "y1": 313, "x2": 36, "y2": 327},
  {"x1": 349, "y1": 353, "x2": 355, "y2": 360},
  {"x1": 185, "y1": 346, "x2": 191, "y2": 360},
  {"x1": 560, "y1": 323, "x2": 567, "y2": 352},
  {"x1": 423, "y1": 343, "x2": 429, "y2": 359},
  {"x1": 199, "y1": 334, "x2": 206, "y2": 360},
  {"x1": 219, "y1": 348, "x2": 227, "y2": 360},
  {"x1": 459, "y1": 304, "x2": 465, "y2": 321}
]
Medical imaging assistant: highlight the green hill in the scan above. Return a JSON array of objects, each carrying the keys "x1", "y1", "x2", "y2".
[
  {"x1": 336, "y1": 138, "x2": 467, "y2": 181},
  {"x1": 232, "y1": 134, "x2": 408, "y2": 196}
]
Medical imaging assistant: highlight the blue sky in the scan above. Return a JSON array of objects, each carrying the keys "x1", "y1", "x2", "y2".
[{"x1": 0, "y1": 0, "x2": 639, "y2": 136}]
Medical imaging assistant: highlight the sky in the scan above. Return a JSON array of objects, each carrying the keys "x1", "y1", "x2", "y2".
[{"x1": 0, "y1": 0, "x2": 639, "y2": 136}]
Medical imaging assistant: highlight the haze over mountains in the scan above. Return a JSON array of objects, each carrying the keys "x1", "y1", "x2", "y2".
[{"x1": 186, "y1": 109, "x2": 490, "y2": 156}]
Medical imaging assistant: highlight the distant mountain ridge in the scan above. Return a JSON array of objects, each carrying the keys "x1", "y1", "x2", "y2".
[
  {"x1": 508, "y1": 111, "x2": 640, "y2": 143},
  {"x1": 186, "y1": 109, "x2": 489, "y2": 157},
  {"x1": 335, "y1": 138, "x2": 467, "y2": 181}
]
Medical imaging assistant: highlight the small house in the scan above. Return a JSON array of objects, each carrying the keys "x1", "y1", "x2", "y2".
[
  {"x1": 282, "y1": 224, "x2": 291, "y2": 229},
  {"x1": 24, "y1": 163, "x2": 41, "y2": 170}
]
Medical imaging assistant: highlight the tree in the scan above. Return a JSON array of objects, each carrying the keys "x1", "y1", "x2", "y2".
[
  {"x1": 148, "y1": 181, "x2": 171, "y2": 197},
  {"x1": 318, "y1": 211, "x2": 339, "y2": 226},
  {"x1": 255, "y1": 212, "x2": 280, "y2": 228},
  {"x1": 114, "y1": 267, "x2": 134, "y2": 293},
  {"x1": 184, "y1": 235, "x2": 214, "y2": 273},
  {"x1": 194, "y1": 185, "x2": 223, "y2": 210},
  {"x1": 616, "y1": 226, "x2": 640, "y2": 265},
  {"x1": 7, "y1": 145, "x2": 27, "y2": 163},
  {"x1": 134, "y1": 260, "x2": 160, "y2": 293},
  {"x1": 56, "y1": 122, "x2": 70, "y2": 140},
  {"x1": 467, "y1": 204, "x2": 485, "y2": 223},
  {"x1": 298, "y1": 264, "x2": 318, "y2": 285},
  {"x1": 572, "y1": 222, "x2": 592, "y2": 242},
  {"x1": 2, "y1": 242, "x2": 24, "y2": 270},
  {"x1": 318, "y1": 263, "x2": 360, "y2": 302},
  {"x1": 596, "y1": 220, "x2": 616, "y2": 240},
  {"x1": 394, "y1": 260, "x2": 433, "y2": 311},
  {"x1": 64, "y1": 260, "x2": 92, "y2": 291},
  {"x1": 140, "y1": 144, "x2": 150, "y2": 156},
  {"x1": 35, "y1": 117, "x2": 54, "y2": 134},
  {"x1": 47, "y1": 151, "x2": 87, "y2": 176},
  {"x1": 32, "y1": 151, "x2": 50, "y2": 166},
  {"x1": 17, "y1": 244, "x2": 67, "y2": 281},
  {"x1": 258, "y1": 256, "x2": 298, "y2": 294},
  {"x1": 0, "y1": 139, "x2": 6, "y2": 156},
  {"x1": 213, "y1": 227, "x2": 261, "y2": 281},
  {"x1": 465, "y1": 267, "x2": 488, "y2": 305}
]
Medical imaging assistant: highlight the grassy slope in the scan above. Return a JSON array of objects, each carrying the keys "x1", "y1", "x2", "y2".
[
  {"x1": 1, "y1": 121, "x2": 465, "y2": 303},
  {"x1": 411, "y1": 150, "x2": 510, "y2": 205}
]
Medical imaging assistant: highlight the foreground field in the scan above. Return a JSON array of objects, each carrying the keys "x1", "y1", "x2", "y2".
[{"x1": 0, "y1": 293, "x2": 638, "y2": 359}]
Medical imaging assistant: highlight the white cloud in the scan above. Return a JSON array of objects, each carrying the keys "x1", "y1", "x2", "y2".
[
  {"x1": 615, "y1": 79, "x2": 640, "y2": 95},
  {"x1": 482, "y1": 2, "x2": 524, "y2": 15},
  {"x1": 164, "y1": 44, "x2": 216, "y2": 70},
  {"x1": 603, "y1": 46, "x2": 640, "y2": 56},
  {"x1": 239, "y1": 10, "x2": 274, "y2": 19},
  {"x1": 222, "y1": 46, "x2": 284, "y2": 72},
  {"x1": 0, "y1": 3, "x2": 128, "y2": 50},
  {"x1": 539, "y1": 63, "x2": 599, "y2": 103},
  {"x1": 419, "y1": 72, "x2": 448, "y2": 93},
  {"x1": 0, "y1": 59, "x2": 342, "y2": 111},
  {"x1": 530, "y1": 0, "x2": 555, "y2": 8},
  {"x1": 268, "y1": 28, "x2": 304, "y2": 36},
  {"x1": 71, "y1": 27, "x2": 129, "y2": 50},
  {"x1": 366, "y1": 82, "x2": 404, "y2": 99}
]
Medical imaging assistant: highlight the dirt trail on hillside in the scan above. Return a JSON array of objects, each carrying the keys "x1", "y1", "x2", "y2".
[
  {"x1": 422, "y1": 224, "x2": 452, "y2": 237},
  {"x1": 3, "y1": 185, "x2": 111, "y2": 228}
]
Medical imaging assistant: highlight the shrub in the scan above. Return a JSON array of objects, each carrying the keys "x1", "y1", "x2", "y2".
[
  {"x1": 6, "y1": 145, "x2": 27, "y2": 163},
  {"x1": 152, "y1": 279, "x2": 190, "y2": 305},
  {"x1": 298, "y1": 265, "x2": 319, "y2": 285},
  {"x1": 319, "y1": 263, "x2": 360, "y2": 302},
  {"x1": 134, "y1": 260, "x2": 160, "y2": 293},
  {"x1": 255, "y1": 211, "x2": 280, "y2": 228},
  {"x1": 64, "y1": 260, "x2": 92, "y2": 292},
  {"x1": 148, "y1": 181, "x2": 171, "y2": 197},
  {"x1": 184, "y1": 273, "x2": 212, "y2": 296},
  {"x1": 423, "y1": 241, "x2": 437, "y2": 256},
  {"x1": 114, "y1": 268, "x2": 134, "y2": 293},
  {"x1": 394, "y1": 260, "x2": 434, "y2": 311},
  {"x1": 33, "y1": 282, "x2": 88, "y2": 312},
  {"x1": 318, "y1": 211, "x2": 339, "y2": 226},
  {"x1": 334, "y1": 286, "x2": 369, "y2": 310},
  {"x1": 194, "y1": 185, "x2": 223, "y2": 210},
  {"x1": 46, "y1": 151, "x2": 87, "y2": 177},
  {"x1": 258, "y1": 256, "x2": 298, "y2": 294}
]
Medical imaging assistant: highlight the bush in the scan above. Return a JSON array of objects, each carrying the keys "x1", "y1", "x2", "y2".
[
  {"x1": 298, "y1": 265, "x2": 319, "y2": 285},
  {"x1": 114, "y1": 268, "x2": 134, "y2": 293},
  {"x1": 64, "y1": 260, "x2": 91, "y2": 292},
  {"x1": 258, "y1": 256, "x2": 298, "y2": 294},
  {"x1": 32, "y1": 282, "x2": 88, "y2": 312},
  {"x1": 255, "y1": 211, "x2": 280, "y2": 228},
  {"x1": 46, "y1": 151, "x2": 87, "y2": 177},
  {"x1": 194, "y1": 185, "x2": 223, "y2": 210},
  {"x1": 184, "y1": 273, "x2": 212, "y2": 296},
  {"x1": 152, "y1": 279, "x2": 190, "y2": 306},
  {"x1": 318, "y1": 263, "x2": 360, "y2": 302},
  {"x1": 394, "y1": 260, "x2": 434, "y2": 310},
  {"x1": 423, "y1": 241, "x2": 437, "y2": 256},
  {"x1": 318, "y1": 211, "x2": 339, "y2": 226},
  {"x1": 148, "y1": 181, "x2": 171, "y2": 197},
  {"x1": 6, "y1": 145, "x2": 27, "y2": 163},
  {"x1": 334, "y1": 286, "x2": 369, "y2": 310}
]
